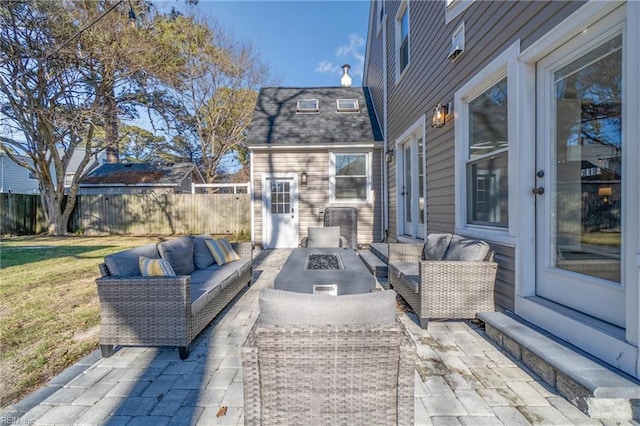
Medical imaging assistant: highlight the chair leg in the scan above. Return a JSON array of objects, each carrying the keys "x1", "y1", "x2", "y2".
[
  {"x1": 100, "y1": 345, "x2": 114, "y2": 358},
  {"x1": 419, "y1": 318, "x2": 429, "y2": 329},
  {"x1": 178, "y1": 346, "x2": 189, "y2": 360}
]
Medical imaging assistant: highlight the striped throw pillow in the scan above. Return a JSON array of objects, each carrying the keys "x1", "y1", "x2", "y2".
[
  {"x1": 139, "y1": 256, "x2": 176, "y2": 277},
  {"x1": 205, "y1": 238, "x2": 240, "y2": 265}
]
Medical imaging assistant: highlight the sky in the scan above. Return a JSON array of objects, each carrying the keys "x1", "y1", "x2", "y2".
[{"x1": 160, "y1": 0, "x2": 372, "y2": 88}]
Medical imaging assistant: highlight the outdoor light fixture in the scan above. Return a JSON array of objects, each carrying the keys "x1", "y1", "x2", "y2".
[
  {"x1": 598, "y1": 186, "x2": 612, "y2": 203},
  {"x1": 385, "y1": 148, "x2": 394, "y2": 163},
  {"x1": 300, "y1": 172, "x2": 308, "y2": 187},
  {"x1": 432, "y1": 103, "x2": 448, "y2": 128}
]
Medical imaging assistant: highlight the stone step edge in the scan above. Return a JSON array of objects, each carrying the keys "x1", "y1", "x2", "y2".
[
  {"x1": 477, "y1": 311, "x2": 640, "y2": 421},
  {"x1": 357, "y1": 249, "x2": 388, "y2": 278}
]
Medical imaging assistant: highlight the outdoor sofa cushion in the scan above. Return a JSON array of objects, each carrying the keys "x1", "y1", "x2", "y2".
[
  {"x1": 423, "y1": 233, "x2": 453, "y2": 260},
  {"x1": 104, "y1": 243, "x2": 159, "y2": 276},
  {"x1": 259, "y1": 288, "x2": 397, "y2": 326},
  {"x1": 139, "y1": 256, "x2": 175, "y2": 277},
  {"x1": 190, "y1": 258, "x2": 251, "y2": 315},
  {"x1": 193, "y1": 234, "x2": 217, "y2": 269},
  {"x1": 205, "y1": 238, "x2": 241, "y2": 265},
  {"x1": 443, "y1": 235, "x2": 491, "y2": 261},
  {"x1": 306, "y1": 226, "x2": 341, "y2": 248},
  {"x1": 158, "y1": 236, "x2": 196, "y2": 275}
]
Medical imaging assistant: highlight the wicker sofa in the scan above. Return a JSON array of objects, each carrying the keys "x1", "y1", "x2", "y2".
[
  {"x1": 388, "y1": 233, "x2": 497, "y2": 329},
  {"x1": 241, "y1": 289, "x2": 415, "y2": 425},
  {"x1": 96, "y1": 235, "x2": 252, "y2": 359}
]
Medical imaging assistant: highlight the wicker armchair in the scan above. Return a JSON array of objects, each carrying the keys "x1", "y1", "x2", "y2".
[
  {"x1": 388, "y1": 234, "x2": 498, "y2": 329},
  {"x1": 241, "y1": 289, "x2": 415, "y2": 425}
]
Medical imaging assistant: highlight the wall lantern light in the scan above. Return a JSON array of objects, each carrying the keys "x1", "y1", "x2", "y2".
[
  {"x1": 598, "y1": 186, "x2": 612, "y2": 203},
  {"x1": 300, "y1": 172, "x2": 308, "y2": 187},
  {"x1": 431, "y1": 103, "x2": 449, "y2": 128},
  {"x1": 385, "y1": 148, "x2": 394, "y2": 163}
]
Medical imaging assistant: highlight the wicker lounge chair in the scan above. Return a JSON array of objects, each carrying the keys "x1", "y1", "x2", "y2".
[
  {"x1": 241, "y1": 289, "x2": 415, "y2": 425},
  {"x1": 388, "y1": 234, "x2": 497, "y2": 328}
]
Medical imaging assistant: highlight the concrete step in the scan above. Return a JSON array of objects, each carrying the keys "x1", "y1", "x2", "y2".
[
  {"x1": 357, "y1": 249, "x2": 388, "y2": 279},
  {"x1": 369, "y1": 242, "x2": 388, "y2": 263},
  {"x1": 478, "y1": 311, "x2": 640, "y2": 421}
]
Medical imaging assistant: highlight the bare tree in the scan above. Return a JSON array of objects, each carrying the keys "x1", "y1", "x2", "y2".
[
  {"x1": 0, "y1": 1, "x2": 106, "y2": 234},
  {"x1": 154, "y1": 15, "x2": 268, "y2": 182}
]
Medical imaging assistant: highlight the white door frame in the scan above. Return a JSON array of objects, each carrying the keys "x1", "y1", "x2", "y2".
[
  {"x1": 261, "y1": 173, "x2": 299, "y2": 249},
  {"x1": 516, "y1": 0, "x2": 640, "y2": 378},
  {"x1": 395, "y1": 115, "x2": 427, "y2": 242}
]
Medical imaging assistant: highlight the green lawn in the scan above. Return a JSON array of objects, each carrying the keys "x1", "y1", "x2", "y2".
[{"x1": 0, "y1": 235, "x2": 180, "y2": 408}]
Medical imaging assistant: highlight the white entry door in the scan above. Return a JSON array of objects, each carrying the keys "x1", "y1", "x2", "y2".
[
  {"x1": 535, "y1": 13, "x2": 625, "y2": 326},
  {"x1": 263, "y1": 175, "x2": 298, "y2": 248}
]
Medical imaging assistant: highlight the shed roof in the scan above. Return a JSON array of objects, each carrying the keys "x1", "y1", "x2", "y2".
[
  {"x1": 245, "y1": 87, "x2": 383, "y2": 146},
  {"x1": 81, "y1": 162, "x2": 202, "y2": 186}
]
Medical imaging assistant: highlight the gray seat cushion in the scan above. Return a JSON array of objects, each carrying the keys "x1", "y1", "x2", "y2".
[
  {"x1": 193, "y1": 234, "x2": 216, "y2": 270},
  {"x1": 158, "y1": 236, "x2": 196, "y2": 275},
  {"x1": 423, "y1": 233, "x2": 453, "y2": 260},
  {"x1": 306, "y1": 226, "x2": 341, "y2": 248},
  {"x1": 104, "y1": 243, "x2": 159, "y2": 276},
  {"x1": 190, "y1": 265, "x2": 224, "y2": 315},
  {"x1": 259, "y1": 288, "x2": 397, "y2": 326},
  {"x1": 443, "y1": 235, "x2": 490, "y2": 261}
]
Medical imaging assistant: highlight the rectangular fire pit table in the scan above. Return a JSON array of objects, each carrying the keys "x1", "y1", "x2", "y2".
[{"x1": 274, "y1": 248, "x2": 377, "y2": 295}]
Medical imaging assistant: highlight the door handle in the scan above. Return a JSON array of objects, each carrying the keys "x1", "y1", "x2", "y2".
[{"x1": 532, "y1": 187, "x2": 545, "y2": 195}]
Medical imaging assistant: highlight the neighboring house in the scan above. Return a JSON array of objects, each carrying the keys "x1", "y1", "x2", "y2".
[
  {"x1": 0, "y1": 151, "x2": 40, "y2": 194},
  {"x1": 246, "y1": 84, "x2": 384, "y2": 248},
  {"x1": 79, "y1": 162, "x2": 205, "y2": 194},
  {"x1": 0, "y1": 147, "x2": 105, "y2": 194},
  {"x1": 364, "y1": 0, "x2": 639, "y2": 379}
]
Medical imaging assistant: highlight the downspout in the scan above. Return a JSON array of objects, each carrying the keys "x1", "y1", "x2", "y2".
[
  {"x1": 382, "y1": 12, "x2": 389, "y2": 240},
  {"x1": 249, "y1": 150, "x2": 255, "y2": 245}
]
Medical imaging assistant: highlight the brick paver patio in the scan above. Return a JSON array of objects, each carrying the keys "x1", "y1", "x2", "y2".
[{"x1": 1, "y1": 248, "x2": 615, "y2": 425}]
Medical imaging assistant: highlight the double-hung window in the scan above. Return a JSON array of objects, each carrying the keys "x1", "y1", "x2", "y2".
[
  {"x1": 396, "y1": 1, "x2": 410, "y2": 79},
  {"x1": 330, "y1": 153, "x2": 369, "y2": 202},
  {"x1": 466, "y1": 78, "x2": 508, "y2": 227},
  {"x1": 455, "y1": 41, "x2": 519, "y2": 237}
]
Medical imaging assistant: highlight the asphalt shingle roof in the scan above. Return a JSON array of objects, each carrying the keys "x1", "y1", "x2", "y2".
[
  {"x1": 81, "y1": 162, "x2": 198, "y2": 185},
  {"x1": 246, "y1": 87, "x2": 383, "y2": 146}
]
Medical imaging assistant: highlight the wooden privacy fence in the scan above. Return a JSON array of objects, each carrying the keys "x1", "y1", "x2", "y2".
[
  {"x1": 0, "y1": 193, "x2": 45, "y2": 235},
  {"x1": 70, "y1": 193, "x2": 250, "y2": 235}
]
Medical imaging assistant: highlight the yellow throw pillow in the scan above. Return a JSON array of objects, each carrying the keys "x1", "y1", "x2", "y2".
[
  {"x1": 139, "y1": 256, "x2": 176, "y2": 277},
  {"x1": 205, "y1": 238, "x2": 240, "y2": 265}
]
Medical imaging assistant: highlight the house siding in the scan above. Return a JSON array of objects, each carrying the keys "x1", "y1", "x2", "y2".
[
  {"x1": 251, "y1": 148, "x2": 383, "y2": 248},
  {"x1": 0, "y1": 154, "x2": 39, "y2": 194},
  {"x1": 366, "y1": 0, "x2": 584, "y2": 313}
]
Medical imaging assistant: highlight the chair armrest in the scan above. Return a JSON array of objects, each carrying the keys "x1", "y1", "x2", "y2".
[
  {"x1": 96, "y1": 275, "x2": 191, "y2": 319},
  {"x1": 388, "y1": 243, "x2": 423, "y2": 263},
  {"x1": 232, "y1": 241, "x2": 253, "y2": 259},
  {"x1": 241, "y1": 319, "x2": 261, "y2": 425},
  {"x1": 418, "y1": 260, "x2": 498, "y2": 289}
]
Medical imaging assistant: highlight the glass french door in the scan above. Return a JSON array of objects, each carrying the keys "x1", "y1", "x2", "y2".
[
  {"x1": 400, "y1": 137, "x2": 425, "y2": 239},
  {"x1": 535, "y1": 19, "x2": 625, "y2": 326}
]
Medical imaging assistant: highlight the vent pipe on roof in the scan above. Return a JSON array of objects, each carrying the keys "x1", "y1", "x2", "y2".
[{"x1": 340, "y1": 64, "x2": 352, "y2": 87}]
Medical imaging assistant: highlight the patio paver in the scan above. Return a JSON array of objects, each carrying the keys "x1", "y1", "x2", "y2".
[{"x1": 0, "y1": 249, "x2": 624, "y2": 425}]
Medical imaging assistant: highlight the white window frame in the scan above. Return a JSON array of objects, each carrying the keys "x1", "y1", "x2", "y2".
[
  {"x1": 395, "y1": 115, "x2": 427, "y2": 242},
  {"x1": 329, "y1": 151, "x2": 371, "y2": 203},
  {"x1": 296, "y1": 99, "x2": 319, "y2": 113},
  {"x1": 454, "y1": 41, "x2": 521, "y2": 246},
  {"x1": 395, "y1": 0, "x2": 410, "y2": 82},
  {"x1": 336, "y1": 99, "x2": 359, "y2": 112},
  {"x1": 446, "y1": 0, "x2": 474, "y2": 24}
]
